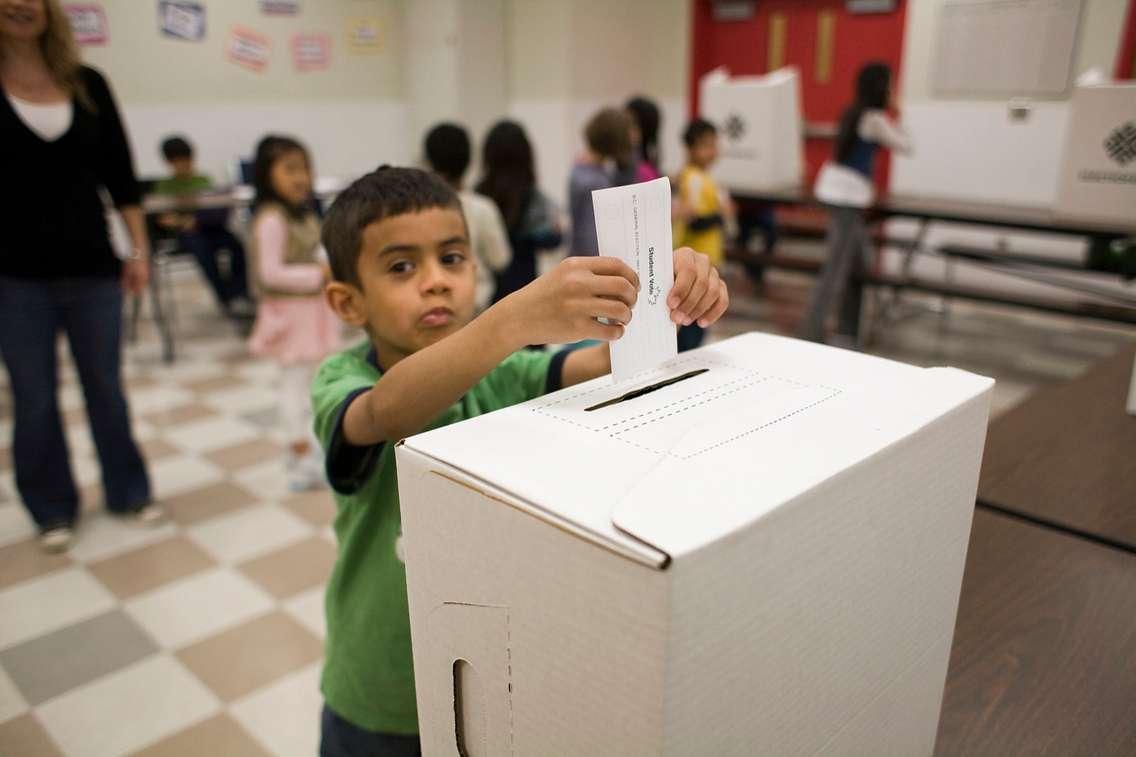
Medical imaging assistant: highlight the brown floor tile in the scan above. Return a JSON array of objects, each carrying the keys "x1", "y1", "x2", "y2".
[
  {"x1": 160, "y1": 482, "x2": 259, "y2": 526},
  {"x1": 126, "y1": 374, "x2": 159, "y2": 392},
  {"x1": 0, "y1": 538, "x2": 72, "y2": 591},
  {"x1": 62, "y1": 407, "x2": 87, "y2": 426},
  {"x1": 140, "y1": 437, "x2": 182, "y2": 462},
  {"x1": 238, "y1": 536, "x2": 336, "y2": 599},
  {"x1": 141, "y1": 403, "x2": 218, "y2": 428},
  {"x1": 181, "y1": 374, "x2": 246, "y2": 395},
  {"x1": 176, "y1": 611, "x2": 322, "y2": 702},
  {"x1": 202, "y1": 439, "x2": 284, "y2": 473},
  {"x1": 0, "y1": 445, "x2": 9, "y2": 472},
  {"x1": 129, "y1": 713, "x2": 271, "y2": 757},
  {"x1": 88, "y1": 535, "x2": 216, "y2": 600},
  {"x1": 0, "y1": 714, "x2": 64, "y2": 757},
  {"x1": 80, "y1": 483, "x2": 103, "y2": 512},
  {"x1": 280, "y1": 490, "x2": 337, "y2": 528}
]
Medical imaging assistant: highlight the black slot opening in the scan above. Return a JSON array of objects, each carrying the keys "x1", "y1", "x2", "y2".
[{"x1": 585, "y1": 368, "x2": 709, "y2": 412}]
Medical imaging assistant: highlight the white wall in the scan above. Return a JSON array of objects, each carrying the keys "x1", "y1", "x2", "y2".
[
  {"x1": 893, "y1": 0, "x2": 1129, "y2": 207},
  {"x1": 81, "y1": 0, "x2": 409, "y2": 182}
]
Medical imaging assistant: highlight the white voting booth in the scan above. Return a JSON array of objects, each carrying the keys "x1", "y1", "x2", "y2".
[
  {"x1": 699, "y1": 66, "x2": 803, "y2": 193},
  {"x1": 398, "y1": 333, "x2": 993, "y2": 756},
  {"x1": 1055, "y1": 81, "x2": 1136, "y2": 224}
]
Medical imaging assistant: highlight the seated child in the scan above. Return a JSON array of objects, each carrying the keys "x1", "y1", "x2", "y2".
[
  {"x1": 312, "y1": 166, "x2": 729, "y2": 755},
  {"x1": 154, "y1": 135, "x2": 252, "y2": 316}
]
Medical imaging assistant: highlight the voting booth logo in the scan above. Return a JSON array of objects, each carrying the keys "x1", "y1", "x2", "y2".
[
  {"x1": 1104, "y1": 122, "x2": 1136, "y2": 167},
  {"x1": 724, "y1": 113, "x2": 746, "y2": 142}
]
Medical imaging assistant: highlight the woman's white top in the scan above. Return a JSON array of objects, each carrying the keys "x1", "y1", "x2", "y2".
[
  {"x1": 814, "y1": 110, "x2": 912, "y2": 209},
  {"x1": 7, "y1": 93, "x2": 73, "y2": 141}
]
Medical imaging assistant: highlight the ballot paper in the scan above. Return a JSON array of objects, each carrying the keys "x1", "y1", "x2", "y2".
[{"x1": 592, "y1": 177, "x2": 677, "y2": 382}]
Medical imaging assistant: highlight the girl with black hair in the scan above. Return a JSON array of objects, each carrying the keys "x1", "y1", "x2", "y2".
[
  {"x1": 476, "y1": 120, "x2": 562, "y2": 302},
  {"x1": 804, "y1": 62, "x2": 911, "y2": 344},
  {"x1": 247, "y1": 134, "x2": 339, "y2": 491},
  {"x1": 626, "y1": 95, "x2": 662, "y2": 182}
]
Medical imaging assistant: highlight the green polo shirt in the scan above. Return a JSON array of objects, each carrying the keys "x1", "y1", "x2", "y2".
[{"x1": 312, "y1": 340, "x2": 566, "y2": 734}]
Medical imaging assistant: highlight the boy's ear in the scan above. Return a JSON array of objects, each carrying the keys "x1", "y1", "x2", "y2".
[{"x1": 325, "y1": 281, "x2": 369, "y2": 328}]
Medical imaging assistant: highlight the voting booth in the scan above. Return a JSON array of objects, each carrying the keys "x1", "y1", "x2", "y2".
[
  {"x1": 398, "y1": 333, "x2": 993, "y2": 756},
  {"x1": 698, "y1": 66, "x2": 804, "y2": 193},
  {"x1": 1055, "y1": 81, "x2": 1136, "y2": 224}
]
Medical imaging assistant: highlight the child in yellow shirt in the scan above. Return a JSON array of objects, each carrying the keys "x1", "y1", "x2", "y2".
[{"x1": 674, "y1": 118, "x2": 734, "y2": 350}]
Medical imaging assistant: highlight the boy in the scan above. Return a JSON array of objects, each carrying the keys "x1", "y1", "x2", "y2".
[
  {"x1": 568, "y1": 107, "x2": 635, "y2": 256},
  {"x1": 673, "y1": 118, "x2": 736, "y2": 351},
  {"x1": 313, "y1": 167, "x2": 728, "y2": 756},
  {"x1": 423, "y1": 122, "x2": 511, "y2": 310},
  {"x1": 154, "y1": 135, "x2": 253, "y2": 316}
]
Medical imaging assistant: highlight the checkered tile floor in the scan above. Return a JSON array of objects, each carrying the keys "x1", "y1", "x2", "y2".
[{"x1": 0, "y1": 263, "x2": 1132, "y2": 756}]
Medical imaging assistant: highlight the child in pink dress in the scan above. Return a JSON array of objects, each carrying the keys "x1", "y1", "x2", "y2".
[{"x1": 247, "y1": 135, "x2": 340, "y2": 490}]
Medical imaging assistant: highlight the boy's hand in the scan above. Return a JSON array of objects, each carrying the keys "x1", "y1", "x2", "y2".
[
  {"x1": 669, "y1": 247, "x2": 729, "y2": 328},
  {"x1": 503, "y1": 256, "x2": 639, "y2": 346}
]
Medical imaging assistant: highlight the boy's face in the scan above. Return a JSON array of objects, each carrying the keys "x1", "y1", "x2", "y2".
[
  {"x1": 330, "y1": 207, "x2": 476, "y2": 368},
  {"x1": 689, "y1": 133, "x2": 719, "y2": 169},
  {"x1": 168, "y1": 157, "x2": 194, "y2": 180}
]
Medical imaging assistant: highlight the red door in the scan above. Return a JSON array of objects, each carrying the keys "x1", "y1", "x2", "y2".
[{"x1": 690, "y1": 0, "x2": 908, "y2": 192}]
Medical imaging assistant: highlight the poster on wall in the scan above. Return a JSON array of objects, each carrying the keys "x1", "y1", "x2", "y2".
[
  {"x1": 158, "y1": 1, "x2": 205, "y2": 42},
  {"x1": 226, "y1": 26, "x2": 271, "y2": 72},
  {"x1": 260, "y1": 0, "x2": 299, "y2": 15},
  {"x1": 63, "y1": 4, "x2": 108, "y2": 46},
  {"x1": 292, "y1": 33, "x2": 331, "y2": 72},
  {"x1": 346, "y1": 16, "x2": 383, "y2": 55}
]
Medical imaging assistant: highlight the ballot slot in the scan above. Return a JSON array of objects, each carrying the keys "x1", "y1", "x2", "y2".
[{"x1": 585, "y1": 369, "x2": 710, "y2": 412}]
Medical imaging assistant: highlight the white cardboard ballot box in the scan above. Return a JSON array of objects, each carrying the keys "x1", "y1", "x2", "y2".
[
  {"x1": 397, "y1": 333, "x2": 993, "y2": 756},
  {"x1": 698, "y1": 66, "x2": 803, "y2": 193},
  {"x1": 1055, "y1": 81, "x2": 1136, "y2": 225}
]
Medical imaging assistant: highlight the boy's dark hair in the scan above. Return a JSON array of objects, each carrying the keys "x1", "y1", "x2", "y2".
[
  {"x1": 252, "y1": 134, "x2": 312, "y2": 219},
  {"x1": 585, "y1": 108, "x2": 633, "y2": 166},
  {"x1": 161, "y1": 135, "x2": 193, "y2": 162},
  {"x1": 682, "y1": 118, "x2": 717, "y2": 148},
  {"x1": 322, "y1": 166, "x2": 462, "y2": 287},
  {"x1": 424, "y1": 123, "x2": 471, "y2": 185}
]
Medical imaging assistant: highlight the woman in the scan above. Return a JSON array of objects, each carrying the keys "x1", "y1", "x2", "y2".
[
  {"x1": 803, "y1": 62, "x2": 912, "y2": 344},
  {"x1": 0, "y1": 0, "x2": 157, "y2": 552},
  {"x1": 476, "y1": 120, "x2": 562, "y2": 303}
]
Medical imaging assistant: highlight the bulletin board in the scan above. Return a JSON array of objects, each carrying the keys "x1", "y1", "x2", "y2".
[{"x1": 932, "y1": 0, "x2": 1084, "y2": 98}]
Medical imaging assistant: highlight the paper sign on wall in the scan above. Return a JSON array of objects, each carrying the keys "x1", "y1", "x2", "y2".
[
  {"x1": 227, "y1": 26, "x2": 271, "y2": 72},
  {"x1": 346, "y1": 16, "x2": 383, "y2": 55},
  {"x1": 158, "y1": 1, "x2": 205, "y2": 42},
  {"x1": 260, "y1": 0, "x2": 299, "y2": 15},
  {"x1": 292, "y1": 33, "x2": 330, "y2": 72},
  {"x1": 64, "y1": 4, "x2": 108, "y2": 46},
  {"x1": 592, "y1": 177, "x2": 677, "y2": 383}
]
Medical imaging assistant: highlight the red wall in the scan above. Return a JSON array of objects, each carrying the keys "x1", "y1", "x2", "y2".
[
  {"x1": 1117, "y1": 0, "x2": 1136, "y2": 79},
  {"x1": 690, "y1": 0, "x2": 908, "y2": 192}
]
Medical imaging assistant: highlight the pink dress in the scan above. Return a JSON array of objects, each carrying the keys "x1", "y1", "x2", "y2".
[{"x1": 247, "y1": 208, "x2": 341, "y2": 365}]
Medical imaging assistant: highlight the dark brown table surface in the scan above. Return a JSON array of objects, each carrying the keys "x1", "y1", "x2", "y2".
[
  {"x1": 935, "y1": 509, "x2": 1136, "y2": 756},
  {"x1": 978, "y1": 344, "x2": 1136, "y2": 552}
]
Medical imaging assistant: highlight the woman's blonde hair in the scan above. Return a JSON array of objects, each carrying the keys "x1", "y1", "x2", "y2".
[{"x1": 1, "y1": 0, "x2": 91, "y2": 109}]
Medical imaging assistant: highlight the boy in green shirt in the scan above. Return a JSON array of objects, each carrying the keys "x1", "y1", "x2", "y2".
[{"x1": 313, "y1": 166, "x2": 729, "y2": 756}]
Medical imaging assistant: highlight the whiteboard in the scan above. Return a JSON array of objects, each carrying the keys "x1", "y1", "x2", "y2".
[{"x1": 932, "y1": 0, "x2": 1083, "y2": 98}]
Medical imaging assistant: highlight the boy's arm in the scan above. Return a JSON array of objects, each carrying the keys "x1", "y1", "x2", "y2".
[
  {"x1": 559, "y1": 247, "x2": 730, "y2": 388},
  {"x1": 341, "y1": 256, "x2": 639, "y2": 445}
]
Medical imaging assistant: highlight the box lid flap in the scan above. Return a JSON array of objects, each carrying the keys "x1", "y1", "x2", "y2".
[{"x1": 403, "y1": 333, "x2": 993, "y2": 567}]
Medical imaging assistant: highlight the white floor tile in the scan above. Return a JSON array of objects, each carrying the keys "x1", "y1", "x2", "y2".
[
  {"x1": 234, "y1": 361, "x2": 280, "y2": 384},
  {"x1": 233, "y1": 460, "x2": 293, "y2": 503},
  {"x1": 127, "y1": 385, "x2": 197, "y2": 415},
  {"x1": 125, "y1": 568, "x2": 275, "y2": 650},
  {"x1": 160, "y1": 416, "x2": 262, "y2": 455},
  {"x1": 0, "y1": 503, "x2": 36, "y2": 549},
  {"x1": 231, "y1": 663, "x2": 322, "y2": 757},
  {"x1": 201, "y1": 385, "x2": 279, "y2": 416},
  {"x1": 186, "y1": 504, "x2": 310, "y2": 564},
  {"x1": 37, "y1": 654, "x2": 219, "y2": 757},
  {"x1": 67, "y1": 515, "x2": 179, "y2": 564},
  {"x1": 283, "y1": 586, "x2": 326, "y2": 641},
  {"x1": 0, "y1": 568, "x2": 116, "y2": 650},
  {"x1": 150, "y1": 456, "x2": 225, "y2": 500},
  {"x1": 0, "y1": 663, "x2": 28, "y2": 724}
]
